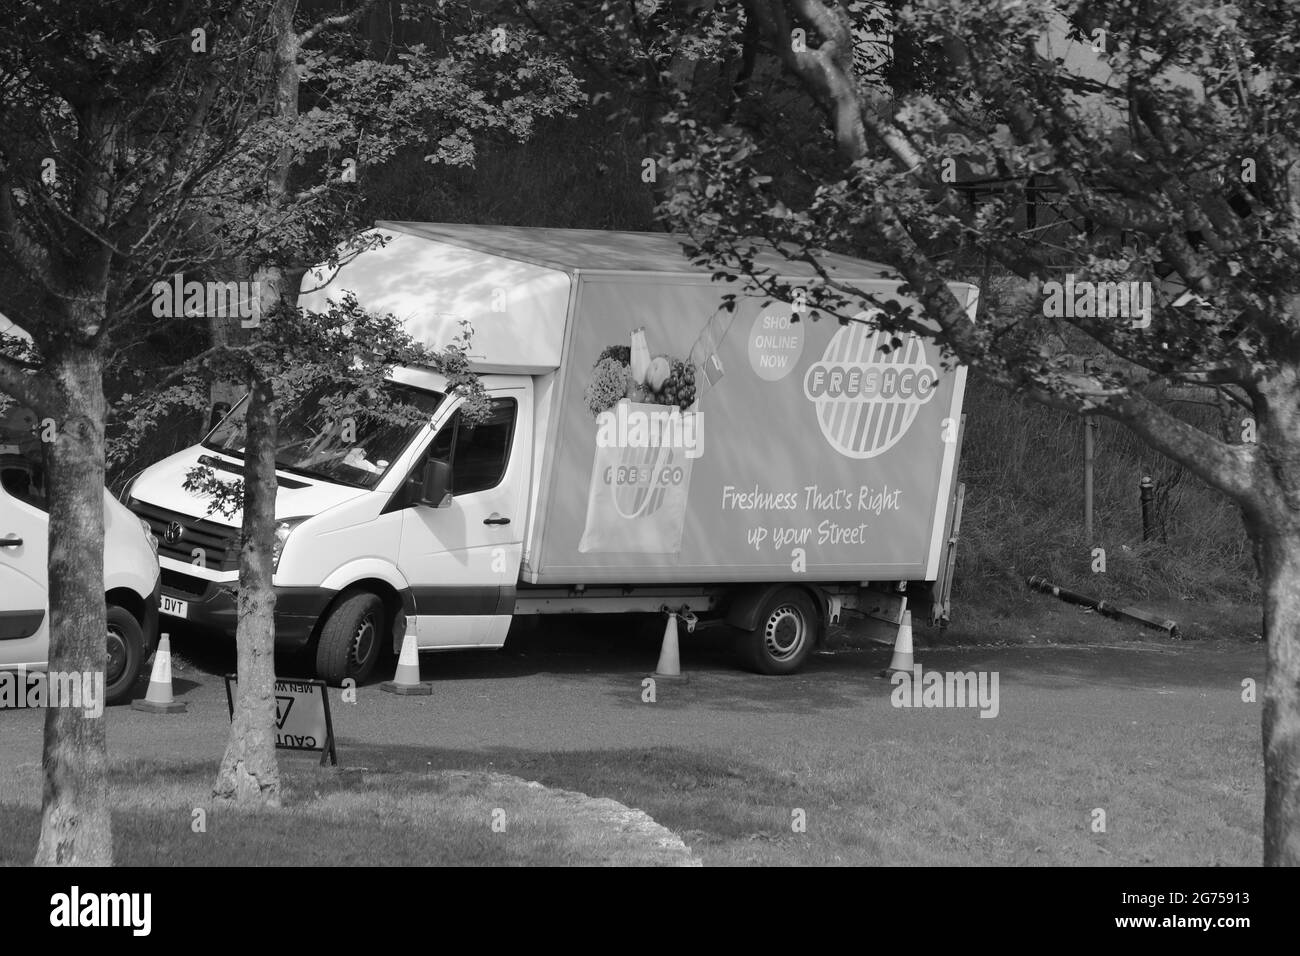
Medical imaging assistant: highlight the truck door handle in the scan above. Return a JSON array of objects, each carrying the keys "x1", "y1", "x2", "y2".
[
  {"x1": 0, "y1": 536, "x2": 21, "y2": 547},
  {"x1": 483, "y1": 514, "x2": 510, "y2": 526}
]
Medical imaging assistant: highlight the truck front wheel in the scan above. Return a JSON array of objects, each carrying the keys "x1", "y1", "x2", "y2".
[
  {"x1": 316, "y1": 592, "x2": 385, "y2": 686},
  {"x1": 736, "y1": 588, "x2": 819, "y2": 675}
]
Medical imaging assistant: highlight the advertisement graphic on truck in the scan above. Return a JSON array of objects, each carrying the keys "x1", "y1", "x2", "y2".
[{"x1": 540, "y1": 277, "x2": 965, "y2": 582}]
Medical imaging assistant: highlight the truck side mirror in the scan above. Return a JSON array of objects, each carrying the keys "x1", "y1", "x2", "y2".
[{"x1": 420, "y1": 458, "x2": 453, "y2": 508}]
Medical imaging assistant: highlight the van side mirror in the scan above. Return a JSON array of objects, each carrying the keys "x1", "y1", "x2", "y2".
[{"x1": 420, "y1": 458, "x2": 453, "y2": 508}]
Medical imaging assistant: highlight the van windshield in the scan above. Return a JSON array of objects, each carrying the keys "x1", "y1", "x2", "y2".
[{"x1": 203, "y1": 383, "x2": 444, "y2": 489}]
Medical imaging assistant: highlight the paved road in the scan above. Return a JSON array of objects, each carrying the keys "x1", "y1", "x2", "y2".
[
  {"x1": 0, "y1": 618, "x2": 1265, "y2": 864},
  {"x1": 1, "y1": 617, "x2": 1262, "y2": 767}
]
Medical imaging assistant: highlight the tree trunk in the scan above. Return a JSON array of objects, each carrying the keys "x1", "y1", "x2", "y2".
[
  {"x1": 35, "y1": 341, "x2": 111, "y2": 865},
  {"x1": 213, "y1": 0, "x2": 299, "y2": 803},
  {"x1": 212, "y1": 371, "x2": 281, "y2": 804},
  {"x1": 1260, "y1": 521, "x2": 1300, "y2": 865}
]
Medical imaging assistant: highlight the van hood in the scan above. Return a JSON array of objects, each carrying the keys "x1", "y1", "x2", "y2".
[{"x1": 127, "y1": 445, "x2": 370, "y2": 525}]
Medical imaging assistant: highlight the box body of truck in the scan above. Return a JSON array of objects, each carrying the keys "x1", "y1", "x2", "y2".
[
  {"x1": 329, "y1": 223, "x2": 972, "y2": 585},
  {"x1": 128, "y1": 222, "x2": 973, "y2": 682}
]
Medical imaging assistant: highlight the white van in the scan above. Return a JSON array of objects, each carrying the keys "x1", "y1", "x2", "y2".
[
  {"x1": 123, "y1": 224, "x2": 972, "y2": 684},
  {"x1": 0, "y1": 402, "x2": 161, "y2": 705}
]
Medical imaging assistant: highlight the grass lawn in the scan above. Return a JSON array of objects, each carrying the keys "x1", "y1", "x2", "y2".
[
  {"x1": 0, "y1": 760, "x2": 698, "y2": 866},
  {"x1": 402, "y1": 725, "x2": 1258, "y2": 866}
]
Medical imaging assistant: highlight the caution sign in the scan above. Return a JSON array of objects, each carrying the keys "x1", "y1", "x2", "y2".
[{"x1": 224, "y1": 674, "x2": 337, "y2": 766}]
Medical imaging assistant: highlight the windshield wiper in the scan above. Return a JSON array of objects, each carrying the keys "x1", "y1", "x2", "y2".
[{"x1": 272, "y1": 461, "x2": 368, "y2": 489}]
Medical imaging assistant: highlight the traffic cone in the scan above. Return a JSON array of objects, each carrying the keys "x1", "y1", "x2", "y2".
[
  {"x1": 652, "y1": 611, "x2": 687, "y2": 681},
  {"x1": 880, "y1": 610, "x2": 915, "y2": 678},
  {"x1": 131, "y1": 633, "x2": 188, "y2": 713},
  {"x1": 381, "y1": 630, "x2": 433, "y2": 695}
]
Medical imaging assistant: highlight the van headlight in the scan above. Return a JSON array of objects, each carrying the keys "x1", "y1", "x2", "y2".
[
  {"x1": 272, "y1": 518, "x2": 310, "y2": 571},
  {"x1": 139, "y1": 518, "x2": 158, "y2": 554}
]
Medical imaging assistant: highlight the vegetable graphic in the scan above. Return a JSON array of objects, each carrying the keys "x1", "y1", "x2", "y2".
[
  {"x1": 630, "y1": 327, "x2": 651, "y2": 385},
  {"x1": 646, "y1": 355, "x2": 671, "y2": 392},
  {"x1": 589, "y1": 331, "x2": 699, "y2": 413},
  {"x1": 597, "y1": 344, "x2": 631, "y2": 366},
  {"x1": 580, "y1": 327, "x2": 703, "y2": 556},
  {"x1": 585, "y1": 357, "x2": 631, "y2": 417}
]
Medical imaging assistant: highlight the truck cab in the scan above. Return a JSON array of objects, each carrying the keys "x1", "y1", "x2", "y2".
[{"x1": 124, "y1": 366, "x2": 531, "y2": 684}]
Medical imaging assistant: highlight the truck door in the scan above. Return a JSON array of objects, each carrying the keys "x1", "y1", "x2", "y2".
[
  {"x1": 397, "y1": 382, "x2": 530, "y2": 649},
  {"x1": 0, "y1": 410, "x2": 51, "y2": 668}
]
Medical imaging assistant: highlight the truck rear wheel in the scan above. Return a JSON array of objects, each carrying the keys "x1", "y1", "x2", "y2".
[
  {"x1": 735, "y1": 587, "x2": 819, "y2": 675},
  {"x1": 316, "y1": 591, "x2": 385, "y2": 686},
  {"x1": 105, "y1": 604, "x2": 146, "y2": 706}
]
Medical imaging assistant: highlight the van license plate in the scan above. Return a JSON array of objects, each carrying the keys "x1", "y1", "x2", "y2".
[{"x1": 160, "y1": 595, "x2": 189, "y2": 618}]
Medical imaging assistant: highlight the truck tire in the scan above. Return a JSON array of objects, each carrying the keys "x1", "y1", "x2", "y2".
[
  {"x1": 735, "y1": 587, "x2": 819, "y2": 675},
  {"x1": 316, "y1": 591, "x2": 385, "y2": 686},
  {"x1": 105, "y1": 604, "x2": 146, "y2": 706}
]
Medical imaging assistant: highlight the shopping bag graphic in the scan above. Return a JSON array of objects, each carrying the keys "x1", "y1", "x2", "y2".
[{"x1": 578, "y1": 403, "x2": 698, "y2": 554}]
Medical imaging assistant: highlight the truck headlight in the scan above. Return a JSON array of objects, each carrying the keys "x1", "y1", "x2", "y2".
[{"x1": 272, "y1": 517, "x2": 310, "y2": 571}]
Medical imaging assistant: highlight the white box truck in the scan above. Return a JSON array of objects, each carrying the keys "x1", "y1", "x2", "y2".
[{"x1": 122, "y1": 223, "x2": 973, "y2": 683}]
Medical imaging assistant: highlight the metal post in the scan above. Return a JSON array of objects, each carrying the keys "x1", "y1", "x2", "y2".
[
  {"x1": 1140, "y1": 476, "x2": 1155, "y2": 542},
  {"x1": 1083, "y1": 417, "x2": 1097, "y2": 542}
]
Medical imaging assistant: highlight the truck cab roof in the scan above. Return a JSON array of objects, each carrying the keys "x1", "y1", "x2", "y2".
[{"x1": 297, "y1": 223, "x2": 913, "y2": 375}]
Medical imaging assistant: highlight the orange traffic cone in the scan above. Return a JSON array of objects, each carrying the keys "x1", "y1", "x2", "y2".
[
  {"x1": 382, "y1": 630, "x2": 433, "y2": 695},
  {"x1": 880, "y1": 610, "x2": 915, "y2": 678},
  {"x1": 131, "y1": 633, "x2": 188, "y2": 713},
  {"x1": 652, "y1": 611, "x2": 687, "y2": 681}
]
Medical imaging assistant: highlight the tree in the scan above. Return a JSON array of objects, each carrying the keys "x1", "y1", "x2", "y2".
[
  {"x1": 0, "y1": 0, "x2": 275, "y2": 864},
  {"x1": 118, "y1": 295, "x2": 488, "y2": 803},
  {"x1": 114, "y1": 0, "x2": 578, "y2": 805},
  {"x1": 654, "y1": 0, "x2": 1300, "y2": 864}
]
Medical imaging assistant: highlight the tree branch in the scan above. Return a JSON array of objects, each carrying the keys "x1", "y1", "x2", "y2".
[
  {"x1": 299, "y1": 0, "x2": 383, "y2": 46},
  {"x1": 0, "y1": 351, "x2": 63, "y2": 416}
]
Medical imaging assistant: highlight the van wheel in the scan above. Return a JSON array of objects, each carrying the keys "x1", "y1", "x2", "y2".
[
  {"x1": 735, "y1": 588, "x2": 819, "y2": 675},
  {"x1": 316, "y1": 592, "x2": 385, "y2": 686},
  {"x1": 105, "y1": 605, "x2": 146, "y2": 706}
]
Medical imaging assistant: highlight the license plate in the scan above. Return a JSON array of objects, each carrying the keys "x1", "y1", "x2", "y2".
[{"x1": 160, "y1": 595, "x2": 189, "y2": 618}]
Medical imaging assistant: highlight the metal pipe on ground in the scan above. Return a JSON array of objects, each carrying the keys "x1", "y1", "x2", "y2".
[{"x1": 1026, "y1": 575, "x2": 1180, "y2": 638}]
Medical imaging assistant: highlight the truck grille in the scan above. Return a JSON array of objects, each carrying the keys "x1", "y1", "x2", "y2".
[{"x1": 130, "y1": 500, "x2": 240, "y2": 572}]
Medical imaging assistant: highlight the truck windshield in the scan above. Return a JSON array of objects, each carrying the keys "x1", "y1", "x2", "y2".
[{"x1": 203, "y1": 383, "x2": 444, "y2": 489}]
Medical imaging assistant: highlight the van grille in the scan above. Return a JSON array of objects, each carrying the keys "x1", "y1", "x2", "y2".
[
  {"x1": 129, "y1": 500, "x2": 240, "y2": 572},
  {"x1": 160, "y1": 568, "x2": 219, "y2": 600}
]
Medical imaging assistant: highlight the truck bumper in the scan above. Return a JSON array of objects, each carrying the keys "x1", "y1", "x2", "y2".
[{"x1": 159, "y1": 576, "x2": 334, "y2": 652}]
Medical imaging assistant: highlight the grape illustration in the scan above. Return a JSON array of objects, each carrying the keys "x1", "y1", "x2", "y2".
[{"x1": 647, "y1": 358, "x2": 698, "y2": 411}]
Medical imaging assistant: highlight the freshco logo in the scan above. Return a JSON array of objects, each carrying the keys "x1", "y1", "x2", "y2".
[{"x1": 803, "y1": 323, "x2": 938, "y2": 459}]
